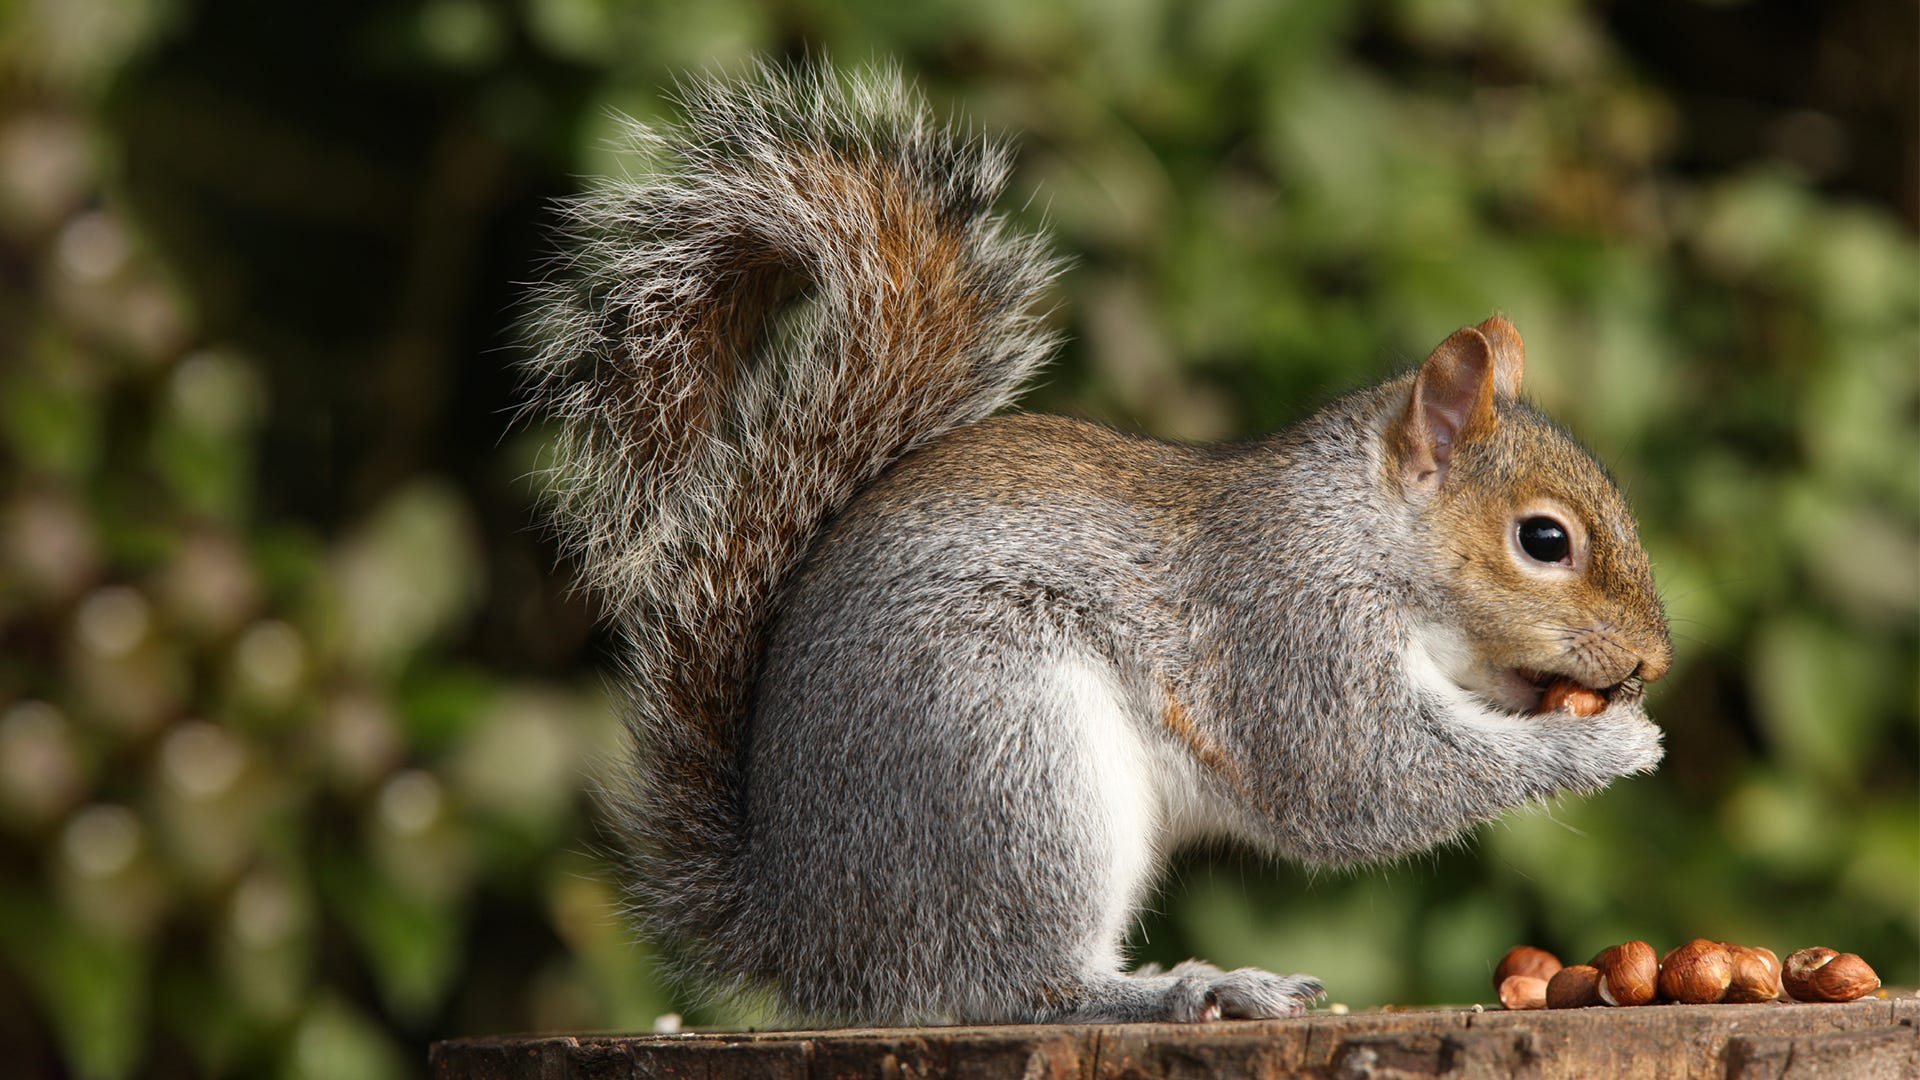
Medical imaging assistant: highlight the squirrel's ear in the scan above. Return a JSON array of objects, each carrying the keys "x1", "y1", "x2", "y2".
[
  {"x1": 1472, "y1": 315, "x2": 1525, "y2": 398},
  {"x1": 1395, "y1": 326, "x2": 1498, "y2": 493}
]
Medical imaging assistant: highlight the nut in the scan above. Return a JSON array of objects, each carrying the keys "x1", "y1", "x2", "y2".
[
  {"x1": 1538, "y1": 678, "x2": 1606, "y2": 717},
  {"x1": 1722, "y1": 944, "x2": 1782, "y2": 1003},
  {"x1": 1494, "y1": 945, "x2": 1563, "y2": 993},
  {"x1": 1498, "y1": 974, "x2": 1547, "y2": 1010},
  {"x1": 1782, "y1": 946, "x2": 1839, "y2": 997},
  {"x1": 1591, "y1": 940, "x2": 1658, "y2": 1007},
  {"x1": 1783, "y1": 947, "x2": 1880, "y2": 1002},
  {"x1": 1659, "y1": 939, "x2": 1733, "y2": 1004},
  {"x1": 1545, "y1": 964, "x2": 1603, "y2": 1009}
]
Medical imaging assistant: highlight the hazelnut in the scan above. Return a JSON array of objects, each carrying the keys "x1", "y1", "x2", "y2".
[
  {"x1": 1722, "y1": 944, "x2": 1782, "y2": 1004},
  {"x1": 1498, "y1": 974, "x2": 1547, "y2": 1011},
  {"x1": 1782, "y1": 947, "x2": 1880, "y2": 1003},
  {"x1": 1538, "y1": 678, "x2": 1606, "y2": 717},
  {"x1": 1591, "y1": 940, "x2": 1658, "y2": 1007},
  {"x1": 1493, "y1": 945, "x2": 1563, "y2": 993},
  {"x1": 1545, "y1": 964, "x2": 1603, "y2": 1009},
  {"x1": 1659, "y1": 939, "x2": 1733, "y2": 1004}
]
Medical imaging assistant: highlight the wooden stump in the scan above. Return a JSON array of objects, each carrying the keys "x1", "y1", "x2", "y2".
[{"x1": 431, "y1": 993, "x2": 1918, "y2": 1079}]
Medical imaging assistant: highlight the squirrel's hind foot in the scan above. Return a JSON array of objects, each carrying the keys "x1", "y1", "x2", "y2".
[
  {"x1": 1200, "y1": 968, "x2": 1325, "y2": 1020},
  {"x1": 1042, "y1": 963, "x2": 1324, "y2": 1023}
]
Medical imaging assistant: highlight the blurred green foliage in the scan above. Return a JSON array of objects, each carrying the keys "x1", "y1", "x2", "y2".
[{"x1": 0, "y1": 0, "x2": 1914, "y2": 1076}]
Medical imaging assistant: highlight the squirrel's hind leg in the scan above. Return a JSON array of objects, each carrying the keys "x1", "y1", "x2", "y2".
[{"x1": 1034, "y1": 962, "x2": 1324, "y2": 1023}]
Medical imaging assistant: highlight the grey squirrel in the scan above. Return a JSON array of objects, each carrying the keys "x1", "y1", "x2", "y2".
[{"x1": 522, "y1": 64, "x2": 1674, "y2": 1026}]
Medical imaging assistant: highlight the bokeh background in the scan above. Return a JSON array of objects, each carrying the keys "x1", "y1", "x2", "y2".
[{"x1": 1, "y1": 0, "x2": 1914, "y2": 1077}]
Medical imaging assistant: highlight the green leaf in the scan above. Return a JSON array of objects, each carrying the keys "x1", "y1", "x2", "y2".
[
  {"x1": 0, "y1": 892, "x2": 146, "y2": 1080},
  {"x1": 321, "y1": 855, "x2": 463, "y2": 1022},
  {"x1": 280, "y1": 997, "x2": 409, "y2": 1080}
]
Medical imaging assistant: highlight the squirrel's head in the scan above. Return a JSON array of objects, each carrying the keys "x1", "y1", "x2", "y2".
[{"x1": 1387, "y1": 316, "x2": 1673, "y2": 717}]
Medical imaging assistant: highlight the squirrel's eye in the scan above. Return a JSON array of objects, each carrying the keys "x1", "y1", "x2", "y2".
[{"x1": 1518, "y1": 516, "x2": 1572, "y2": 565}]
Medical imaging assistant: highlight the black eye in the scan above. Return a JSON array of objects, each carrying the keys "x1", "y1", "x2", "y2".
[{"x1": 1518, "y1": 516, "x2": 1572, "y2": 564}]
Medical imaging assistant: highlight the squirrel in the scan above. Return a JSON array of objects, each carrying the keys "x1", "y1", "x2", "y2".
[{"x1": 521, "y1": 63, "x2": 1674, "y2": 1026}]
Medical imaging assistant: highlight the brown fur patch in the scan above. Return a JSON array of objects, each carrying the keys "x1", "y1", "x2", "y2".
[{"x1": 1162, "y1": 698, "x2": 1251, "y2": 797}]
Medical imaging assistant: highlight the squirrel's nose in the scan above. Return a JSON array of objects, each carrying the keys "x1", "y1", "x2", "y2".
[{"x1": 1633, "y1": 651, "x2": 1671, "y2": 685}]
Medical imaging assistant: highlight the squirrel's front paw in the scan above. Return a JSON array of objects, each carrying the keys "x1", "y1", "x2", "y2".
[
  {"x1": 1164, "y1": 967, "x2": 1325, "y2": 1021},
  {"x1": 1567, "y1": 706, "x2": 1665, "y2": 779}
]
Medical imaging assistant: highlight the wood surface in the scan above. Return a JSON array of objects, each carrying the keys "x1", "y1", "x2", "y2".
[{"x1": 432, "y1": 992, "x2": 1919, "y2": 1078}]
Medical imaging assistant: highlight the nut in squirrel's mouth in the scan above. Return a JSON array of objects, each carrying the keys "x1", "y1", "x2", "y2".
[{"x1": 1510, "y1": 668, "x2": 1641, "y2": 717}]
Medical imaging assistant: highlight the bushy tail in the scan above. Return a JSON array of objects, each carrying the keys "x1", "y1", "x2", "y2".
[{"x1": 520, "y1": 63, "x2": 1062, "y2": 993}]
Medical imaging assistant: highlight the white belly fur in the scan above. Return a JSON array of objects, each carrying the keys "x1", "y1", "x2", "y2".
[{"x1": 1049, "y1": 655, "x2": 1161, "y2": 967}]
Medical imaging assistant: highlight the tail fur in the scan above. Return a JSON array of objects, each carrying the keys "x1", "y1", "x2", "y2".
[{"x1": 520, "y1": 63, "x2": 1062, "y2": 997}]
